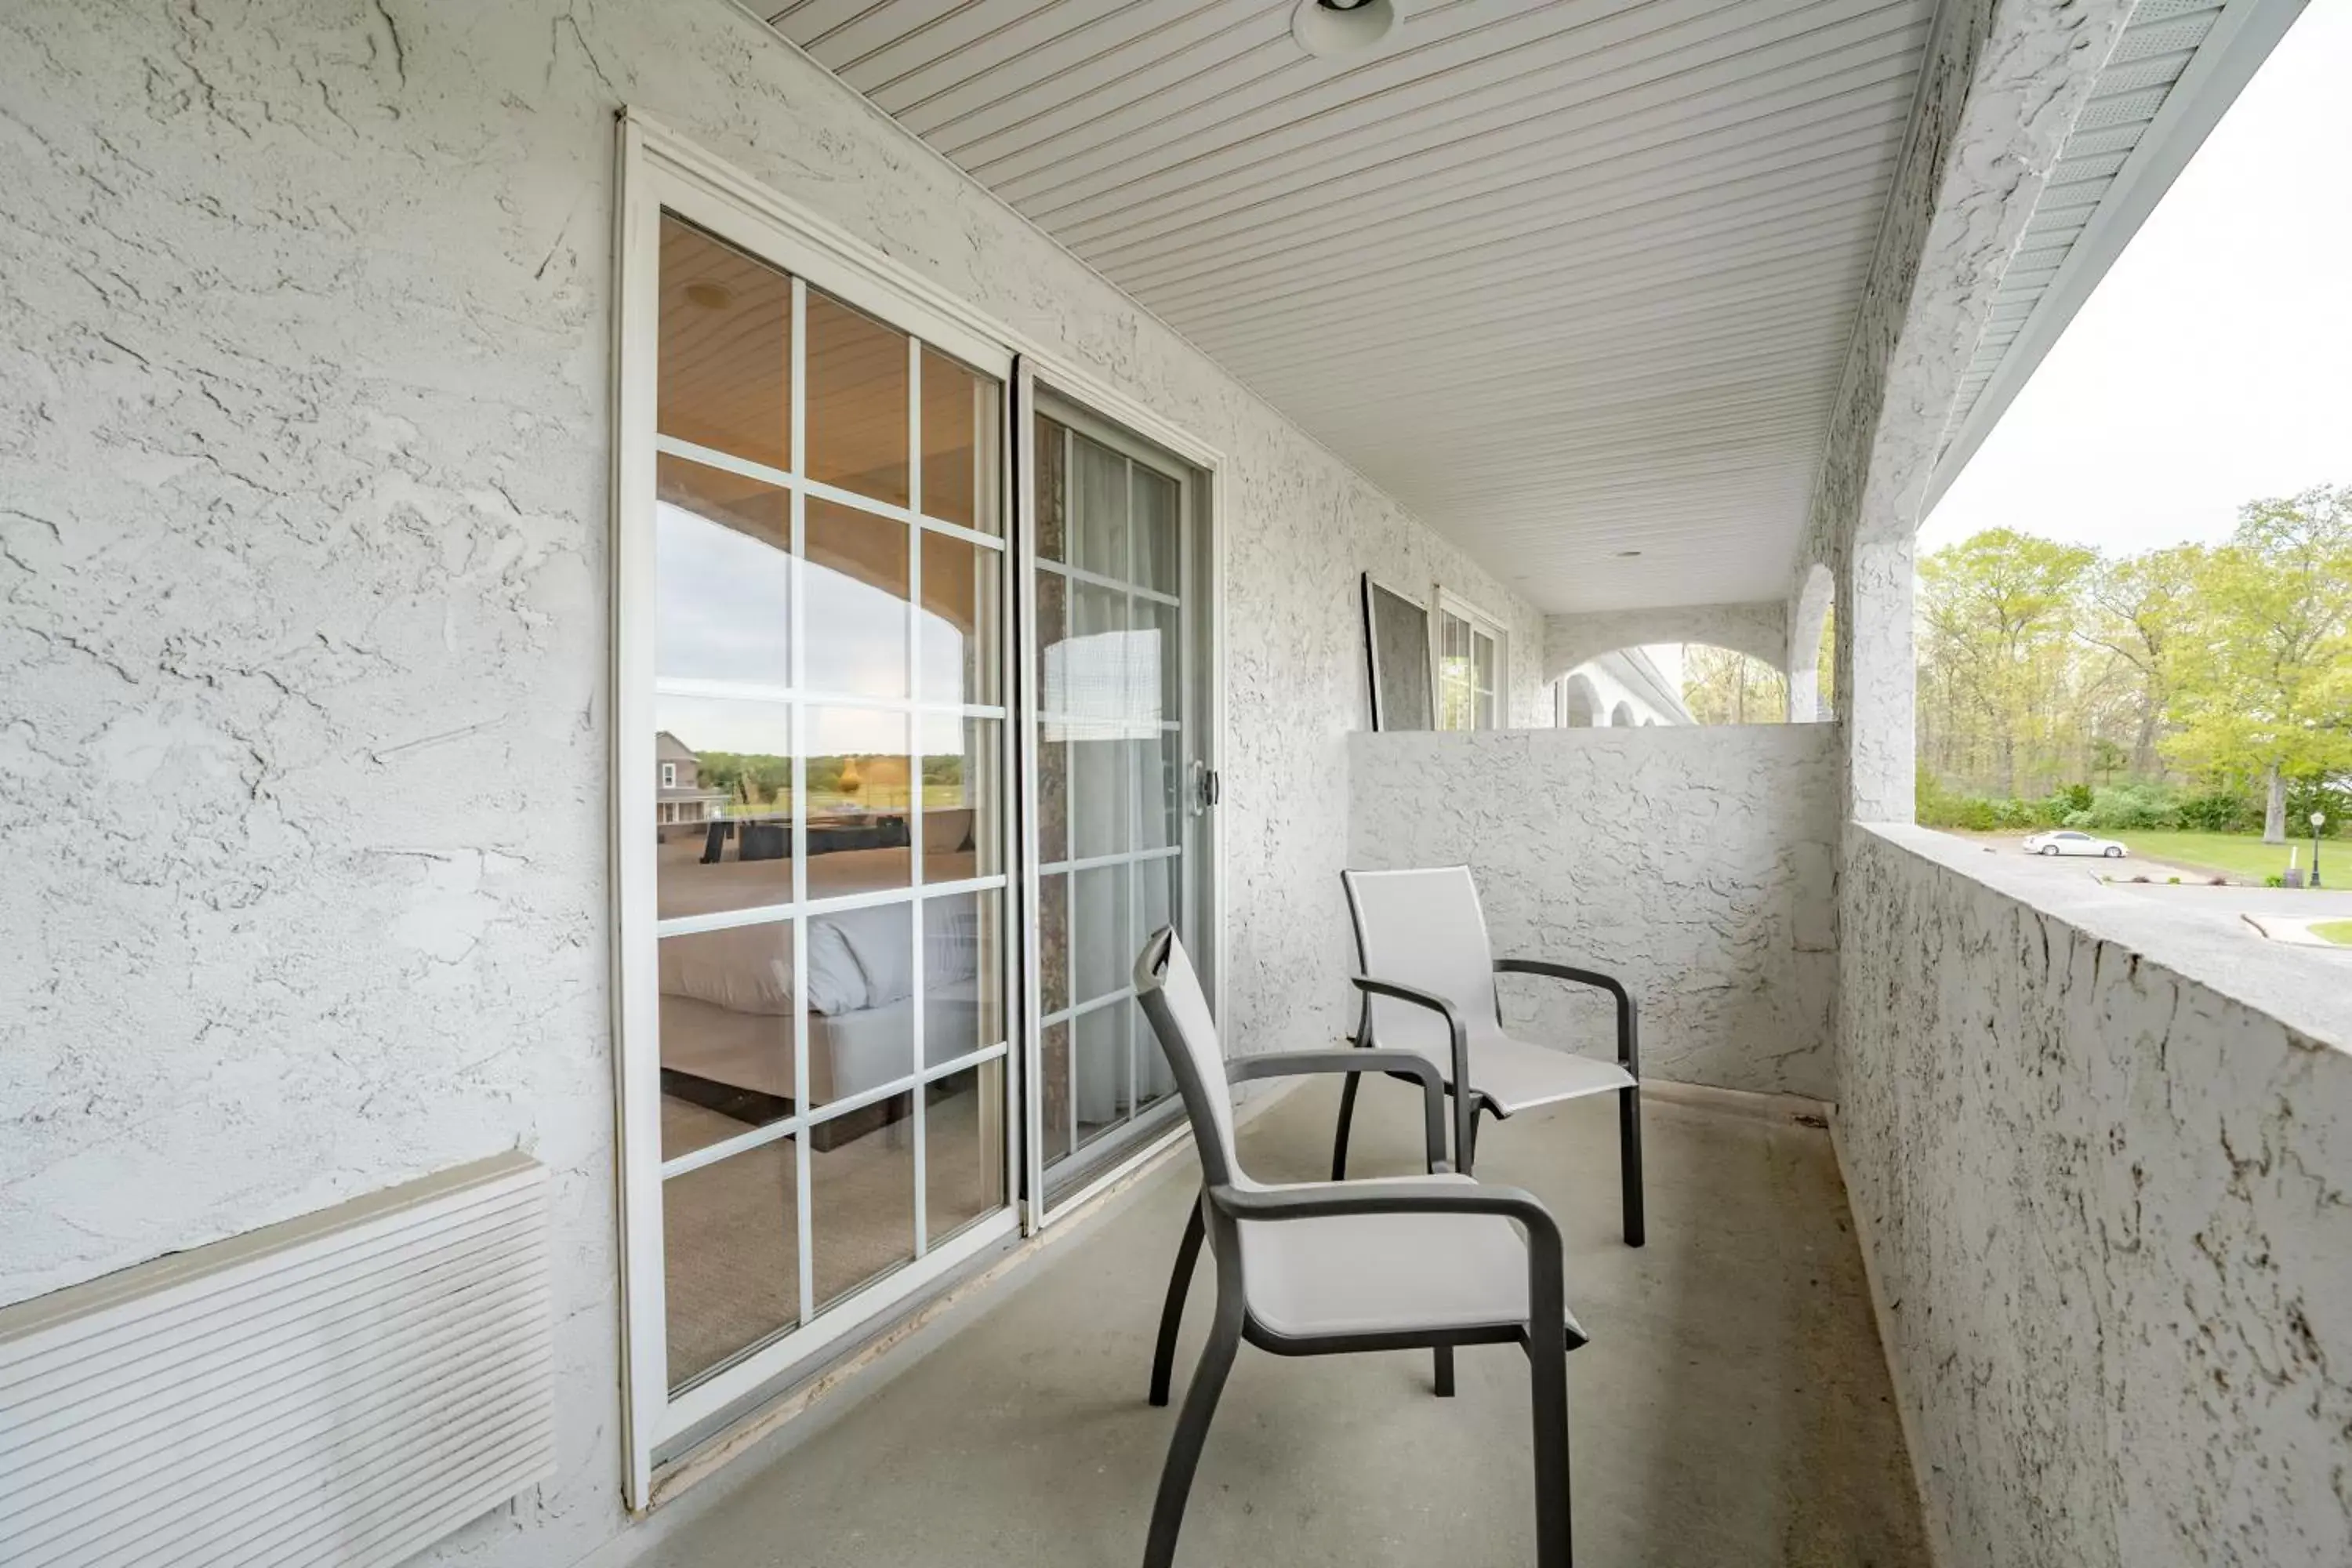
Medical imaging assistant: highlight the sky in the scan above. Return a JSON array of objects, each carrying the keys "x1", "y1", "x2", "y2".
[{"x1": 1916, "y1": 0, "x2": 2352, "y2": 557}]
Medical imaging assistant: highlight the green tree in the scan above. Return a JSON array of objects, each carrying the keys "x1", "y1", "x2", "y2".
[
  {"x1": 2080, "y1": 544, "x2": 2205, "y2": 777},
  {"x1": 1816, "y1": 604, "x2": 1836, "y2": 716},
  {"x1": 1682, "y1": 644, "x2": 1786, "y2": 724},
  {"x1": 1916, "y1": 530, "x2": 2098, "y2": 797},
  {"x1": 2165, "y1": 487, "x2": 2352, "y2": 841}
]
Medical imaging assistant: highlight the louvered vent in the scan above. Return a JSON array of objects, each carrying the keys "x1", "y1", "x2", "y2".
[{"x1": 0, "y1": 1153, "x2": 554, "y2": 1568}]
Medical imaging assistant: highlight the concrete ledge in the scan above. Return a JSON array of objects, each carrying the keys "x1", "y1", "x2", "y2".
[{"x1": 1863, "y1": 823, "x2": 2350, "y2": 1053}]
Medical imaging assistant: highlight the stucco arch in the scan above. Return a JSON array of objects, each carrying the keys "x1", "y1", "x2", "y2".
[
  {"x1": 1543, "y1": 602, "x2": 1786, "y2": 684},
  {"x1": 1785, "y1": 561, "x2": 1835, "y2": 723},
  {"x1": 1610, "y1": 701, "x2": 1635, "y2": 728},
  {"x1": 1559, "y1": 672, "x2": 1602, "y2": 727}
]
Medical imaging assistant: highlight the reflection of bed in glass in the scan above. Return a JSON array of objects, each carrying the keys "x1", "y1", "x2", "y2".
[{"x1": 656, "y1": 821, "x2": 987, "y2": 1149}]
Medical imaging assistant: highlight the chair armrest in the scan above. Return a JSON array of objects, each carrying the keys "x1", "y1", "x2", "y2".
[
  {"x1": 1350, "y1": 975, "x2": 1475, "y2": 1165},
  {"x1": 1230, "y1": 1050, "x2": 1450, "y2": 1174},
  {"x1": 1494, "y1": 957, "x2": 1641, "y2": 1075},
  {"x1": 1209, "y1": 1179, "x2": 1565, "y2": 1327}
]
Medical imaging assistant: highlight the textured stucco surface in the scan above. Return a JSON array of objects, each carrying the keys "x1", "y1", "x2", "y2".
[
  {"x1": 1348, "y1": 726, "x2": 1838, "y2": 1099},
  {"x1": 1786, "y1": 563, "x2": 1835, "y2": 724},
  {"x1": 1839, "y1": 825, "x2": 2352, "y2": 1568},
  {"x1": 1791, "y1": 0, "x2": 2133, "y2": 819},
  {"x1": 0, "y1": 2, "x2": 1541, "y2": 1562},
  {"x1": 1543, "y1": 601, "x2": 1787, "y2": 682}
]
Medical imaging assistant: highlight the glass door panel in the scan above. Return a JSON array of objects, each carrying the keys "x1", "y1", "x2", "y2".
[
  {"x1": 641, "y1": 213, "x2": 1014, "y2": 1405},
  {"x1": 1029, "y1": 407, "x2": 1207, "y2": 1203}
]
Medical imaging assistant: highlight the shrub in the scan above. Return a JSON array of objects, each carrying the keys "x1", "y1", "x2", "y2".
[
  {"x1": 2082, "y1": 782, "x2": 2183, "y2": 831},
  {"x1": 1916, "y1": 774, "x2": 2001, "y2": 832},
  {"x1": 1943, "y1": 796, "x2": 1998, "y2": 831},
  {"x1": 1991, "y1": 796, "x2": 2046, "y2": 830},
  {"x1": 2266, "y1": 873, "x2": 2286, "y2": 888},
  {"x1": 2179, "y1": 788, "x2": 2256, "y2": 833}
]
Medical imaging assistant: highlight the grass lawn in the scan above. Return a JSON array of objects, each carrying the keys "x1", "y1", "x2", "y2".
[
  {"x1": 2114, "y1": 830, "x2": 2335, "y2": 883},
  {"x1": 1945, "y1": 827, "x2": 2341, "y2": 884},
  {"x1": 2314, "y1": 920, "x2": 2352, "y2": 947}
]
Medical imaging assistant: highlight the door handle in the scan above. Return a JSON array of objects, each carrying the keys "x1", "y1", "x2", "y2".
[{"x1": 1189, "y1": 760, "x2": 1221, "y2": 815}]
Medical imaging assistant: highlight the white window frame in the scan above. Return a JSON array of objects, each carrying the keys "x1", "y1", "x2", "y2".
[
  {"x1": 1432, "y1": 590, "x2": 1504, "y2": 731},
  {"x1": 659, "y1": 761, "x2": 677, "y2": 788}
]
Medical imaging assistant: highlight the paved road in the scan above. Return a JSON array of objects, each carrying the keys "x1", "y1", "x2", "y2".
[{"x1": 1958, "y1": 837, "x2": 2352, "y2": 950}]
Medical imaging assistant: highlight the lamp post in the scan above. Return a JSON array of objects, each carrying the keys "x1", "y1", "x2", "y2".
[{"x1": 2314, "y1": 811, "x2": 2328, "y2": 889}]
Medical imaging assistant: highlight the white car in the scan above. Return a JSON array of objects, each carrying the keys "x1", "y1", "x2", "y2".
[{"x1": 2022, "y1": 829, "x2": 2127, "y2": 858}]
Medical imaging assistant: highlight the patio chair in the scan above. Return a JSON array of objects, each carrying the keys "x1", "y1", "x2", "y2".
[
  {"x1": 1134, "y1": 926, "x2": 1583, "y2": 1568},
  {"x1": 1338, "y1": 866, "x2": 1645, "y2": 1247}
]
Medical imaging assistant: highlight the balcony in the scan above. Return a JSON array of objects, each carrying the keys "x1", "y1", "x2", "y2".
[{"x1": 626, "y1": 1076, "x2": 1931, "y2": 1566}]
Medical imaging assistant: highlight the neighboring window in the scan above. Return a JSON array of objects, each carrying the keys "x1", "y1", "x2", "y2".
[
  {"x1": 661, "y1": 761, "x2": 677, "y2": 788},
  {"x1": 1435, "y1": 594, "x2": 1502, "y2": 731}
]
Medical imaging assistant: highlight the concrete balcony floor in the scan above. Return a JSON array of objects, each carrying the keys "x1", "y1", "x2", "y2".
[{"x1": 637, "y1": 1078, "x2": 1929, "y2": 1567}]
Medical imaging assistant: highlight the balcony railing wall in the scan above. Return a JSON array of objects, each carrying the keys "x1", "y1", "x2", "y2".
[{"x1": 1838, "y1": 823, "x2": 2352, "y2": 1566}]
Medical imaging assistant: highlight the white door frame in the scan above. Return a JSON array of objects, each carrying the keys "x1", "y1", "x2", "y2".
[{"x1": 612, "y1": 109, "x2": 1226, "y2": 1503}]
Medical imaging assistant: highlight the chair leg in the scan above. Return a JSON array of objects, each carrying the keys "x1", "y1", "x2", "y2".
[
  {"x1": 1143, "y1": 1288, "x2": 1243, "y2": 1568},
  {"x1": 1433, "y1": 1345, "x2": 1455, "y2": 1397},
  {"x1": 1461, "y1": 1101, "x2": 1483, "y2": 1174},
  {"x1": 1149, "y1": 1199, "x2": 1207, "y2": 1406},
  {"x1": 1618, "y1": 1084, "x2": 1645, "y2": 1248},
  {"x1": 1330, "y1": 1071, "x2": 1360, "y2": 1181},
  {"x1": 1527, "y1": 1327, "x2": 1573, "y2": 1566}
]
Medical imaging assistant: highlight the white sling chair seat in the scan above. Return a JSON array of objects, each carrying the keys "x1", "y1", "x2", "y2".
[
  {"x1": 1409, "y1": 1033, "x2": 1634, "y2": 1116},
  {"x1": 1240, "y1": 1174, "x2": 1589, "y2": 1342}
]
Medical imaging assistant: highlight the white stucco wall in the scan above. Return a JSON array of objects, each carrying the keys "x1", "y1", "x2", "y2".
[
  {"x1": 1348, "y1": 726, "x2": 1838, "y2": 1099},
  {"x1": 1838, "y1": 825, "x2": 2352, "y2": 1568},
  {"x1": 0, "y1": 3, "x2": 1542, "y2": 1562}
]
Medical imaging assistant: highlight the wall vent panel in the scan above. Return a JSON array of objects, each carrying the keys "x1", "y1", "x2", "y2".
[{"x1": 0, "y1": 1153, "x2": 554, "y2": 1568}]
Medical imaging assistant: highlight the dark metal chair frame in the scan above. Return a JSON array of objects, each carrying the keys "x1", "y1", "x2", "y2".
[
  {"x1": 1333, "y1": 874, "x2": 1646, "y2": 1247},
  {"x1": 1134, "y1": 928, "x2": 1582, "y2": 1568}
]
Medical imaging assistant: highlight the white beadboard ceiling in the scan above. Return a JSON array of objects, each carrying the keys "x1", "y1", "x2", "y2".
[{"x1": 761, "y1": 0, "x2": 1940, "y2": 612}]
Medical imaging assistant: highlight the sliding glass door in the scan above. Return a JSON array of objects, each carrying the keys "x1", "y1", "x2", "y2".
[
  {"x1": 618, "y1": 121, "x2": 1219, "y2": 1497},
  {"x1": 1025, "y1": 395, "x2": 1214, "y2": 1209},
  {"x1": 619, "y1": 165, "x2": 1022, "y2": 1477}
]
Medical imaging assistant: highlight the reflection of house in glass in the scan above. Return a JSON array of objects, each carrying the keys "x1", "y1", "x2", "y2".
[{"x1": 655, "y1": 731, "x2": 731, "y2": 827}]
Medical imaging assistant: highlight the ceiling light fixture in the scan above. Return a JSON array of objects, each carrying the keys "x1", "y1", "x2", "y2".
[{"x1": 1292, "y1": 0, "x2": 1396, "y2": 57}]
